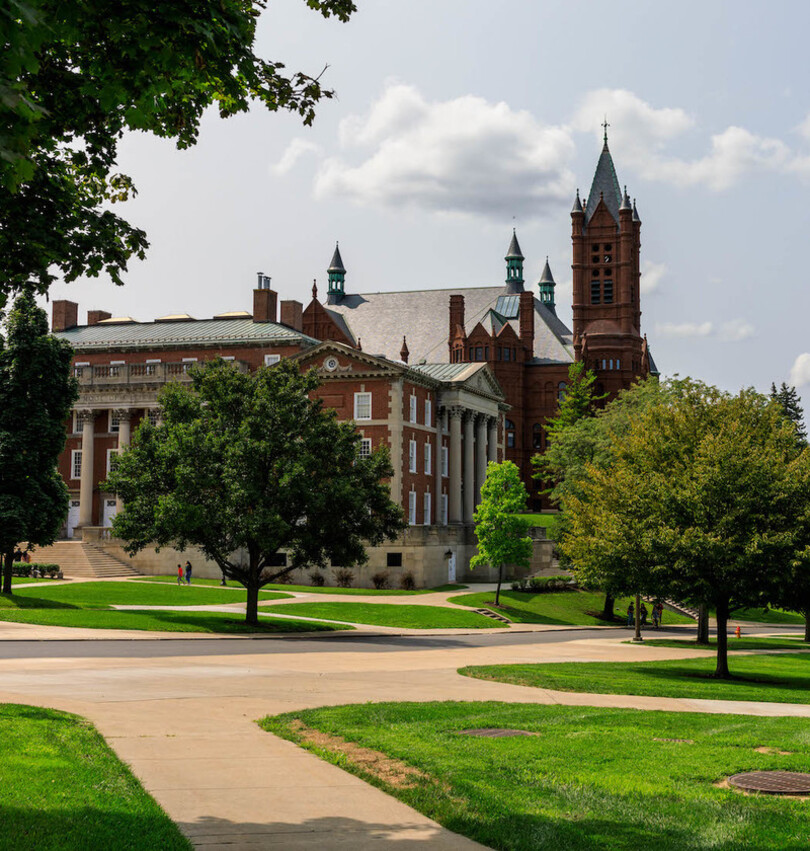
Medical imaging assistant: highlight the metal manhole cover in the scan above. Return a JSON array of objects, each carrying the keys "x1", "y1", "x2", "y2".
[
  {"x1": 728, "y1": 771, "x2": 810, "y2": 795},
  {"x1": 458, "y1": 728, "x2": 538, "y2": 738}
]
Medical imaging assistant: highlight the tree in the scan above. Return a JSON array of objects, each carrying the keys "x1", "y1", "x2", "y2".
[
  {"x1": 560, "y1": 383, "x2": 810, "y2": 678},
  {"x1": 470, "y1": 461, "x2": 533, "y2": 607},
  {"x1": 1, "y1": 0, "x2": 356, "y2": 304},
  {"x1": 545, "y1": 360, "x2": 606, "y2": 435},
  {"x1": 770, "y1": 382, "x2": 807, "y2": 448},
  {"x1": 0, "y1": 289, "x2": 78, "y2": 593},
  {"x1": 105, "y1": 359, "x2": 405, "y2": 625}
]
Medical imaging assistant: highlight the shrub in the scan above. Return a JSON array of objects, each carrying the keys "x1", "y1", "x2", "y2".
[
  {"x1": 512, "y1": 574, "x2": 573, "y2": 593},
  {"x1": 309, "y1": 571, "x2": 326, "y2": 587},
  {"x1": 11, "y1": 562, "x2": 31, "y2": 577},
  {"x1": 13, "y1": 562, "x2": 61, "y2": 578},
  {"x1": 272, "y1": 571, "x2": 294, "y2": 584},
  {"x1": 399, "y1": 571, "x2": 416, "y2": 591},
  {"x1": 371, "y1": 571, "x2": 390, "y2": 590},
  {"x1": 333, "y1": 568, "x2": 354, "y2": 588}
]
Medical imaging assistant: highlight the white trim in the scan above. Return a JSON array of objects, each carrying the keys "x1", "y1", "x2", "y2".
[
  {"x1": 409, "y1": 395, "x2": 417, "y2": 423},
  {"x1": 408, "y1": 490, "x2": 417, "y2": 525},
  {"x1": 359, "y1": 437, "x2": 372, "y2": 459},
  {"x1": 409, "y1": 439, "x2": 417, "y2": 473},
  {"x1": 423, "y1": 491, "x2": 432, "y2": 526},
  {"x1": 441, "y1": 493, "x2": 449, "y2": 526},
  {"x1": 354, "y1": 392, "x2": 372, "y2": 420},
  {"x1": 264, "y1": 353, "x2": 281, "y2": 367},
  {"x1": 71, "y1": 449, "x2": 82, "y2": 480},
  {"x1": 106, "y1": 447, "x2": 116, "y2": 476},
  {"x1": 424, "y1": 441, "x2": 432, "y2": 475},
  {"x1": 441, "y1": 445, "x2": 449, "y2": 478},
  {"x1": 108, "y1": 410, "x2": 120, "y2": 433}
]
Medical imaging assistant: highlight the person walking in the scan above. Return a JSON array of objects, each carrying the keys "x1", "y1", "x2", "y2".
[
  {"x1": 639, "y1": 602, "x2": 648, "y2": 626},
  {"x1": 184, "y1": 560, "x2": 192, "y2": 585},
  {"x1": 657, "y1": 602, "x2": 664, "y2": 625},
  {"x1": 176, "y1": 564, "x2": 183, "y2": 586},
  {"x1": 626, "y1": 602, "x2": 634, "y2": 627},
  {"x1": 651, "y1": 604, "x2": 660, "y2": 629}
]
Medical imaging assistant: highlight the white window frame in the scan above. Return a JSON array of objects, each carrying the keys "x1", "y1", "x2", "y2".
[
  {"x1": 106, "y1": 448, "x2": 117, "y2": 476},
  {"x1": 71, "y1": 450, "x2": 82, "y2": 480},
  {"x1": 441, "y1": 493, "x2": 449, "y2": 526},
  {"x1": 359, "y1": 438, "x2": 372, "y2": 459},
  {"x1": 409, "y1": 395, "x2": 417, "y2": 423},
  {"x1": 264, "y1": 353, "x2": 281, "y2": 367},
  {"x1": 109, "y1": 359, "x2": 125, "y2": 377},
  {"x1": 73, "y1": 361, "x2": 89, "y2": 379},
  {"x1": 425, "y1": 399, "x2": 432, "y2": 427},
  {"x1": 424, "y1": 441, "x2": 432, "y2": 475},
  {"x1": 408, "y1": 491, "x2": 417, "y2": 525},
  {"x1": 409, "y1": 439, "x2": 417, "y2": 473},
  {"x1": 423, "y1": 491, "x2": 431, "y2": 526},
  {"x1": 108, "y1": 410, "x2": 120, "y2": 433},
  {"x1": 354, "y1": 392, "x2": 372, "y2": 421},
  {"x1": 441, "y1": 445, "x2": 449, "y2": 478}
]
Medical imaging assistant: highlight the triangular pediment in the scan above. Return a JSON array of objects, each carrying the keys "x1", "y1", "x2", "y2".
[
  {"x1": 456, "y1": 363, "x2": 506, "y2": 400},
  {"x1": 292, "y1": 341, "x2": 403, "y2": 377}
]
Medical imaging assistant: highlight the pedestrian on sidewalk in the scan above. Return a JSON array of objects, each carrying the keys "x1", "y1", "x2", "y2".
[
  {"x1": 639, "y1": 603, "x2": 648, "y2": 626},
  {"x1": 656, "y1": 602, "x2": 664, "y2": 625},
  {"x1": 626, "y1": 602, "x2": 634, "y2": 627},
  {"x1": 184, "y1": 560, "x2": 192, "y2": 585},
  {"x1": 651, "y1": 604, "x2": 660, "y2": 629},
  {"x1": 176, "y1": 564, "x2": 183, "y2": 586}
]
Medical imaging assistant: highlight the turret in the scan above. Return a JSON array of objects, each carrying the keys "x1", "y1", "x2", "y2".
[
  {"x1": 504, "y1": 229, "x2": 525, "y2": 294},
  {"x1": 538, "y1": 257, "x2": 556, "y2": 313},
  {"x1": 326, "y1": 242, "x2": 346, "y2": 304}
]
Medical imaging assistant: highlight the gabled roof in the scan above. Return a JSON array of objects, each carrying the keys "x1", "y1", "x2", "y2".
[{"x1": 584, "y1": 142, "x2": 623, "y2": 224}]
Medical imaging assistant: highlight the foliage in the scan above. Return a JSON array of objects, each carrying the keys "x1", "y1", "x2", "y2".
[
  {"x1": 0, "y1": 289, "x2": 77, "y2": 592},
  {"x1": 546, "y1": 360, "x2": 607, "y2": 432},
  {"x1": 105, "y1": 359, "x2": 405, "y2": 624},
  {"x1": 11, "y1": 562, "x2": 60, "y2": 577},
  {"x1": 510, "y1": 574, "x2": 572, "y2": 593},
  {"x1": 371, "y1": 571, "x2": 389, "y2": 590},
  {"x1": 471, "y1": 461, "x2": 532, "y2": 605},
  {"x1": 399, "y1": 571, "x2": 416, "y2": 591},
  {"x1": 770, "y1": 381, "x2": 807, "y2": 447},
  {"x1": 332, "y1": 567, "x2": 354, "y2": 588},
  {"x1": 310, "y1": 571, "x2": 326, "y2": 587},
  {"x1": 1, "y1": 0, "x2": 355, "y2": 303}
]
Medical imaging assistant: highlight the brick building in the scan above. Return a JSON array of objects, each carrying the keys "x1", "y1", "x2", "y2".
[{"x1": 49, "y1": 137, "x2": 652, "y2": 582}]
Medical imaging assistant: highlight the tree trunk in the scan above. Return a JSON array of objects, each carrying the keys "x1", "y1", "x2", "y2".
[
  {"x1": 805, "y1": 612, "x2": 810, "y2": 644},
  {"x1": 633, "y1": 592, "x2": 642, "y2": 641},
  {"x1": 697, "y1": 605, "x2": 710, "y2": 645},
  {"x1": 245, "y1": 582, "x2": 260, "y2": 626},
  {"x1": 2, "y1": 548, "x2": 13, "y2": 595},
  {"x1": 495, "y1": 564, "x2": 503, "y2": 607},
  {"x1": 714, "y1": 597, "x2": 731, "y2": 679},
  {"x1": 601, "y1": 593, "x2": 615, "y2": 620}
]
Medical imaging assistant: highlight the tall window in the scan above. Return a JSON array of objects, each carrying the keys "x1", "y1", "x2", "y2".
[
  {"x1": 441, "y1": 445, "x2": 449, "y2": 477},
  {"x1": 441, "y1": 493, "x2": 449, "y2": 526},
  {"x1": 106, "y1": 448, "x2": 118, "y2": 476},
  {"x1": 590, "y1": 281, "x2": 601, "y2": 304},
  {"x1": 408, "y1": 491, "x2": 416, "y2": 525},
  {"x1": 423, "y1": 492, "x2": 432, "y2": 526},
  {"x1": 354, "y1": 392, "x2": 372, "y2": 420},
  {"x1": 425, "y1": 399, "x2": 432, "y2": 427},
  {"x1": 146, "y1": 409, "x2": 160, "y2": 427},
  {"x1": 505, "y1": 419, "x2": 516, "y2": 449},
  {"x1": 409, "y1": 395, "x2": 417, "y2": 423},
  {"x1": 558, "y1": 382, "x2": 567, "y2": 401},
  {"x1": 603, "y1": 280, "x2": 614, "y2": 304},
  {"x1": 71, "y1": 450, "x2": 82, "y2": 480},
  {"x1": 409, "y1": 439, "x2": 417, "y2": 473},
  {"x1": 108, "y1": 410, "x2": 120, "y2": 433},
  {"x1": 358, "y1": 438, "x2": 372, "y2": 459},
  {"x1": 424, "y1": 441, "x2": 432, "y2": 475}
]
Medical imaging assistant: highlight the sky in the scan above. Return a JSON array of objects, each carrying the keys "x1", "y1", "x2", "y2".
[{"x1": 45, "y1": 0, "x2": 810, "y2": 411}]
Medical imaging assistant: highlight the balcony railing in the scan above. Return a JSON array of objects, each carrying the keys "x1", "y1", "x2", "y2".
[{"x1": 73, "y1": 360, "x2": 249, "y2": 386}]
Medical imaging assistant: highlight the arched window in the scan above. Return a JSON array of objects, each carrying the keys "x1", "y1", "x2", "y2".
[
  {"x1": 532, "y1": 424, "x2": 543, "y2": 450},
  {"x1": 558, "y1": 381, "x2": 567, "y2": 401},
  {"x1": 505, "y1": 419, "x2": 516, "y2": 449}
]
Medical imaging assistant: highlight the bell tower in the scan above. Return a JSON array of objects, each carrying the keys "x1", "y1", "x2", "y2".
[{"x1": 571, "y1": 126, "x2": 645, "y2": 387}]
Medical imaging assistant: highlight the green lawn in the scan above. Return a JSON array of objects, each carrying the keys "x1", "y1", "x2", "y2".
[
  {"x1": 0, "y1": 703, "x2": 189, "y2": 850},
  {"x1": 448, "y1": 589, "x2": 694, "y2": 626},
  {"x1": 11, "y1": 576, "x2": 61, "y2": 584},
  {"x1": 131, "y1": 576, "x2": 467, "y2": 595},
  {"x1": 516, "y1": 513, "x2": 557, "y2": 529},
  {"x1": 11, "y1": 581, "x2": 290, "y2": 607},
  {"x1": 730, "y1": 606, "x2": 805, "y2": 625},
  {"x1": 461, "y1": 653, "x2": 810, "y2": 704},
  {"x1": 262, "y1": 701, "x2": 810, "y2": 851},
  {"x1": 638, "y1": 637, "x2": 809, "y2": 651},
  {"x1": 260, "y1": 601, "x2": 499, "y2": 629}
]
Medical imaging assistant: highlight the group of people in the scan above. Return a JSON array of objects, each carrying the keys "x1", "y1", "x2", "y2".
[
  {"x1": 176, "y1": 561, "x2": 192, "y2": 585},
  {"x1": 626, "y1": 601, "x2": 665, "y2": 629}
]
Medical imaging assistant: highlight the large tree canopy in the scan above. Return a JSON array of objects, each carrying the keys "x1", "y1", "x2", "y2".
[
  {"x1": 0, "y1": 289, "x2": 77, "y2": 592},
  {"x1": 106, "y1": 359, "x2": 405, "y2": 624},
  {"x1": 1, "y1": 0, "x2": 355, "y2": 303}
]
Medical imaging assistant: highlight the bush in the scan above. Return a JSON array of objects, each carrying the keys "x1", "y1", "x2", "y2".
[
  {"x1": 399, "y1": 571, "x2": 416, "y2": 591},
  {"x1": 371, "y1": 571, "x2": 390, "y2": 590},
  {"x1": 13, "y1": 562, "x2": 61, "y2": 578},
  {"x1": 11, "y1": 562, "x2": 31, "y2": 577},
  {"x1": 309, "y1": 571, "x2": 325, "y2": 587},
  {"x1": 511, "y1": 574, "x2": 573, "y2": 593},
  {"x1": 333, "y1": 568, "x2": 354, "y2": 588}
]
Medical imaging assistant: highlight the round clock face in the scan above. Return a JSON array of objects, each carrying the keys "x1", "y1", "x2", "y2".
[{"x1": 324, "y1": 356, "x2": 339, "y2": 372}]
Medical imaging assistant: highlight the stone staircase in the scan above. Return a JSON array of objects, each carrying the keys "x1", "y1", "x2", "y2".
[
  {"x1": 643, "y1": 596, "x2": 699, "y2": 620},
  {"x1": 29, "y1": 541, "x2": 141, "y2": 579}
]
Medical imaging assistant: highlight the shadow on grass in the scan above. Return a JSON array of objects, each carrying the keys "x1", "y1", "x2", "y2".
[
  {"x1": 629, "y1": 662, "x2": 810, "y2": 693},
  {"x1": 0, "y1": 593, "x2": 79, "y2": 610}
]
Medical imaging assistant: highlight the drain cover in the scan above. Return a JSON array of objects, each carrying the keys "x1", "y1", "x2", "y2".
[
  {"x1": 458, "y1": 728, "x2": 537, "y2": 738},
  {"x1": 728, "y1": 771, "x2": 810, "y2": 795}
]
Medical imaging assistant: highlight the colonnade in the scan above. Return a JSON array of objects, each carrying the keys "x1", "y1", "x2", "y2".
[{"x1": 446, "y1": 407, "x2": 498, "y2": 524}]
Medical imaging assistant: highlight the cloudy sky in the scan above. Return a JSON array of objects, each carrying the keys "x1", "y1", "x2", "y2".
[{"x1": 47, "y1": 0, "x2": 810, "y2": 411}]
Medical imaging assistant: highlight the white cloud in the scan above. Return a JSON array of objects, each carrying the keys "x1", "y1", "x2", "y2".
[
  {"x1": 314, "y1": 83, "x2": 576, "y2": 220},
  {"x1": 789, "y1": 353, "x2": 810, "y2": 387},
  {"x1": 656, "y1": 321, "x2": 713, "y2": 339},
  {"x1": 719, "y1": 318, "x2": 755, "y2": 342},
  {"x1": 641, "y1": 260, "x2": 666, "y2": 294},
  {"x1": 272, "y1": 139, "x2": 322, "y2": 175}
]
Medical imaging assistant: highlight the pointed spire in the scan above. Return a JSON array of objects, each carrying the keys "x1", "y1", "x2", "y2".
[
  {"x1": 328, "y1": 242, "x2": 345, "y2": 273},
  {"x1": 538, "y1": 256, "x2": 556, "y2": 313},
  {"x1": 357, "y1": 337, "x2": 362, "y2": 351},
  {"x1": 571, "y1": 189, "x2": 583, "y2": 214},
  {"x1": 505, "y1": 228, "x2": 524, "y2": 259},
  {"x1": 632, "y1": 198, "x2": 641, "y2": 223},
  {"x1": 584, "y1": 131, "x2": 623, "y2": 223},
  {"x1": 539, "y1": 256, "x2": 555, "y2": 284},
  {"x1": 620, "y1": 185, "x2": 632, "y2": 211},
  {"x1": 311, "y1": 279, "x2": 318, "y2": 300},
  {"x1": 504, "y1": 228, "x2": 525, "y2": 293},
  {"x1": 400, "y1": 336, "x2": 409, "y2": 364},
  {"x1": 326, "y1": 242, "x2": 346, "y2": 303}
]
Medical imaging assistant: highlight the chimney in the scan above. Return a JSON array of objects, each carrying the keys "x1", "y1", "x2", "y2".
[
  {"x1": 52, "y1": 300, "x2": 79, "y2": 332},
  {"x1": 87, "y1": 310, "x2": 111, "y2": 326},
  {"x1": 253, "y1": 272, "x2": 278, "y2": 323},
  {"x1": 280, "y1": 300, "x2": 303, "y2": 332},
  {"x1": 449, "y1": 294, "x2": 465, "y2": 338},
  {"x1": 519, "y1": 291, "x2": 535, "y2": 355}
]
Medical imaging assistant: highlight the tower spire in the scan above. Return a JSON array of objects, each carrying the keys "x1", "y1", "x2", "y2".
[
  {"x1": 326, "y1": 242, "x2": 346, "y2": 304},
  {"x1": 504, "y1": 228, "x2": 525, "y2": 293},
  {"x1": 538, "y1": 256, "x2": 556, "y2": 314},
  {"x1": 602, "y1": 116, "x2": 610, "y2": 149}
]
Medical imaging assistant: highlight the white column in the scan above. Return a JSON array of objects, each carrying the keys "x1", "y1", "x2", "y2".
[
  {"x1": 449, "y1": 407, "x2": 463, "y2": 523},
  {"x1": 115, "y1": 409, "x2": 132, "y2": 513},
  {"x1": 77, "y1": 410, "x2": 96, "y2": 528},
  {"x1": 475, "y1": 414, "x2": 488, "y2": 506},
  {"x1": 463, "y1": 411, "x2": 475, "y2": 523},
  {"x1": 487, "y1": 416, "x2": 498, "y2": 463}
]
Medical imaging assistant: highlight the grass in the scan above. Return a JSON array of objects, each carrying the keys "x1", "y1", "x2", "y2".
[
  {"x1": 448, "y1": 589, "x2": 694, "y2": 626},
  {"x1": 461, "y1": 653, "x2": 810, "y2": 704},
  {"x1": 260, "y1": 601, "x2": 499, "y2": 629},
  {"x1": 0, "y1": 703, "x2": 189, "y2": 850},
  {"x1": 261, "y1": 701, "x2": 810, "y2": 851},
  {"x1": 11, "y1": 576, "x2": 59, "y2": 583},
  {"x1": 130, "y1": 576, "x2": 468, "y2": 595},
  {"x1": 730, "y1": 606, "x2": 805, "y2": 625},
  {"x1": 637, "y1": 637, "x2": 809, "y2": 651},
  {"x1": 516, "y1": 513, "x2": 557, "y2": 529}
]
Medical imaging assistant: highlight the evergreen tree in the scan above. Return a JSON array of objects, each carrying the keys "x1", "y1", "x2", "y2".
[
  {"x1": 770, "y1": 382, "x2": 807, "y2": 447},
  {"x1": 0, "y1": 289, "x2": 77, "y2": 593}
]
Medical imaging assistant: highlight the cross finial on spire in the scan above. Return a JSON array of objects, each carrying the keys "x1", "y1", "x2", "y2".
[
  {"x1": 312, "y1": 278, "x2": 318, "y2": 300},
  {"x1": 602, "y1": 116, "x2": 610, "y2": 145}
]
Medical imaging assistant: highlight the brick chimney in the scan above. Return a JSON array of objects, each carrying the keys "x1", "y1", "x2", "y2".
[
  {"x1": 52, "y1": 300, "x2": 78, "y2": 332},
  {"x1": 87, "y1": 310, "x2": 111, "y2": 326},
  {"x1": 253, "y1": 272, "x2": 277, "y2": 323},
  {"x1": 280, "y1": 300, "x2": 303, "y2": 332},
  {"x1": 449, "y1": 294, "x2": 465, "y2": 338},
  {"x1": 519, "y1": 291, "x2": 534, "y2": 356}
]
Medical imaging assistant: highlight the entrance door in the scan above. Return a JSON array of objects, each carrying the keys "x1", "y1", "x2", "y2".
[
  {"x1": 447, "y1": 552, "x2": 457, "y2": 583},
  {"x1": 66, "y1": 500, "x2": 80, "y2": 538},
  {"x1": 102, "y1": 498, "x2": 117, "y2": 528}
]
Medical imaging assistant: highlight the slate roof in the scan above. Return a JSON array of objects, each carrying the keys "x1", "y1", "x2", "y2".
[
  {"x1": 55, "y1": 318, "x2": 317, "y2": 351},
  {"x1": 324, "y1": 286, "x2": 574, "y2": 365},
  {"x1": 584, "y1": 142, "x2": 623, "y2": 223}
]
